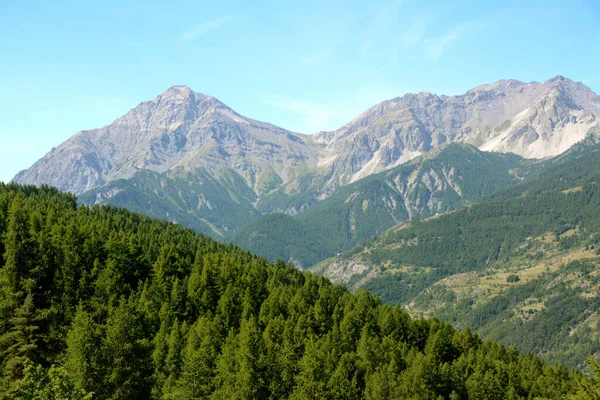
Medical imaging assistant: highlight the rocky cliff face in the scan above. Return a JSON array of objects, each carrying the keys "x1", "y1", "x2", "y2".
[
  {"x1": 13, "y1": 86, "x2": 321, "y2": 195},
  {"x1": 312, "y1": 76, "x2": 600, "y2": 190}
]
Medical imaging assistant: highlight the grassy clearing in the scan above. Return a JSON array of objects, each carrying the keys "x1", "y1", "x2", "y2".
[
  {"x1": 408, "y1": 241, "x2": 598, "y2": 313},
  {"x1": 562, "y1": 186, "x2": 583, "y2": 194}
]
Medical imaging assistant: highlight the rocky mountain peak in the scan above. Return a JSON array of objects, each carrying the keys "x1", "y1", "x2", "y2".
[
  {"x1": 12, "y1": 77, "x2": 600, "y2": 204},
  {"x1": 112, "y1": 86, "x2": 231, "y2": 133},
  {"x1": 154, "y1": 86, "x2": 223, "y2": 112},
  {"x1": 465, "y1": 79, "x2": 526, "y2": 97},
  {"x1": 545, "y1": 75, "x2": 567, "y2": 84},
  {"x1": 311, "y1": 77, "x2": 600, "y2": 189},
  {"x1": 543, "y1": 76, "x2": 586, "y2": 95},
  {"x1": 160, "y1": 85, "x2": 196, "y2": 99},
  {"x1": 12, "y1": 86, "x2": 319, "y2": 195}
]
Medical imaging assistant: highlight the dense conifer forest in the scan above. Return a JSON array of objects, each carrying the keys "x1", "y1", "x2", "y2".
[{"x1": 0, "y1": 183, "x2": 598, "y2": 399}]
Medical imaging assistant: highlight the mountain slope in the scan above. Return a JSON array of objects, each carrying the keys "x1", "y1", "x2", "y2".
[
  {"x1": 14, "y1": 86, "x2": 325, "y2": 235},
  {"x1": 78, "y1": 168, "x2": 261, "y2": 236},
  {"x1": 231, "y1": 144, "x2": 532, "y2": 268},
  {"x1": 312, "y1": 76, "x2": 600, "y2": 190},
  {"x1": 13, "y1": 86, "x2": 320, "y2": 196},
  {"x1": 229, "y1": 213, "x2": 331, "y2": 268},
  {"x1": 314, "y1": 141, "x2": 600, "y2": 366},
  {"x1": 416, "y1": 256, "x2": 600, "y2": 368},
  {"x1": 0, "y1": 183, "x2": 583, "y2": 398}
]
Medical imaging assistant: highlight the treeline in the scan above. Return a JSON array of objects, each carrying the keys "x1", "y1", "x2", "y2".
[{"x1": 0, "y1": 183, "x2": 591, "y2": 399}]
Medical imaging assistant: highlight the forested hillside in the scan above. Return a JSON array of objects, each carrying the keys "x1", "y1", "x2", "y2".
[
  {"x1": 232, "y1": 144, "x2": 530, "y2": 268},
  {"x1": 419, "y1": 259, "x2": 600, "y2": 368},
  {"x1": 78, "y1": 168, "x2": 262, "y2": 238},
  {"x1": 316, "y1": 142, "x2": 600, "y2": 367},
  {"x1": 0, "y1": 183, "x2": 592, "y2": 398}
]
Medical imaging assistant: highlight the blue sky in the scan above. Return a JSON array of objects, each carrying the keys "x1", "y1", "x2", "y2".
[{"x1": 1, "y1": 0, "x2": 599, "y2": 183}]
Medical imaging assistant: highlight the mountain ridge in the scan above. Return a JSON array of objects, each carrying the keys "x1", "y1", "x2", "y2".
[
  {"x1": 13, "y1": 85, "x2": 321, "y2": 196},
  {"x1": 12, "y1": 76, "x2": 600, "y2": 238},
  {"x1": 231, "y1": 143, "x2": 532, "y2": 268},
  {"x1": 311, "y1": 75, "x2": 599, "y2": 189}
]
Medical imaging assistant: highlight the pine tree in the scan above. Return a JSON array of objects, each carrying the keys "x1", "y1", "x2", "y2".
[
  {"x1": 212, "y1": 316, "x2": 265, "y2": 399},
  {"x1": 169, "y1": 277, "x2": 186, "y2": 320},
  {"x1": 65, "y1": 307, "x2": 105, "y2": 398},
  {"x1": 151, "y1": 306, "x2": 172, "y2": 397},
  {"x1": 261, "y1": 316, "x2": 297, "y2": 398},
  {"x1": 0, "y1": 292, "x2": 38, "y2": 392},
  {"x1": 161, "y1": 319, "x2": 186, "y2": 397},
  {"x1": 0, "y1": 195, "x2": 34, "y2": 329},
  {"x1": 59, "y1": 221, "x2": 83, "y2": 315},
  {"x1": 357, "y1": 325, "x2": 383, "y2": 375},
  {"x1": 187, "y1": 251, "x2": 221, "y2": 317},
  {"x1": 13, "y1": 361, "x2": 93, "y2": 400},
  {"x1": 327, "y1": 352, "x2": 361, "y2": 400},
  {"x1": 364, "y1": 360, "x2": 403, "y2": 400},
  {"x1": 177, "y1": 317, "x2": 219, "y2": 399},
  {"x1": 289, "y1": 339, "x2": 329, "y2": 400},
  {"x1": 103, "y1": 297, "x2": 154, "y2": 400}
]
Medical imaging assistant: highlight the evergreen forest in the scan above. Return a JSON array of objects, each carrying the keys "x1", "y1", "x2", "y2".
[{"x1": 0, "y1": 183, "x2": 597, "y2": 398}]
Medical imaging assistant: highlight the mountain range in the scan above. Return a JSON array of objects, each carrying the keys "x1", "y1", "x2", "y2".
[{"x1": 13, "y1": 76, "x2": 600, "y2": 241}]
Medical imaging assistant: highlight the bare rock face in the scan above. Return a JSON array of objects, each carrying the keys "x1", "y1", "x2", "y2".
[
  {"x1": 13, "y1": 86, "x2": 321, "y2": 195},
  {"x1": 313, "y1": 76, "x2": 600, "y2": 190},
  {"x1": 13, "y1": 77, "x2": 600, "y2": 208},
  {"x1": 321, "y1": 258, "x2": 374, "y2": 285}
]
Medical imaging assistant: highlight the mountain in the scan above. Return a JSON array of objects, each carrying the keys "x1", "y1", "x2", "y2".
[
  {"x1": 311, "y1": 76, "x2": 600, "y2": 190},
  {"x1": 231, "y1": 143, "x2": 532, "y2": 268},
  {"x1": 14, "y1": 86, "x2": 324, "y2": 236},
  {"x1": 0, "y1": 183, "x2": 586, "y2": 398},
  {"x1": 13, "y1": 77, "x2": 600, "y2": 238},
  {"x1": 13, "y1": 86, "x2": 320, "y2": 196},
  {"x1": 313, "y1": 141, "x2": 600, "y2": 367}
]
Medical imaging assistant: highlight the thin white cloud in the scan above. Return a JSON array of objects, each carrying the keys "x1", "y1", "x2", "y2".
[
  {"x1": 398, "y1": 15, "x2": 437, "y2": 49},
  {"x1": 424, "y1": 18, "x2": 487, "y2": 59},
  {"x1": 261, "y1": 83, "x2": 401, "y2": 133},
  {"x1": 261, "y1": 95, "x2": 334, "y2": 132},
  {"x1": 178, "y1": 16, "x2": 233, "y2": 42}
]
